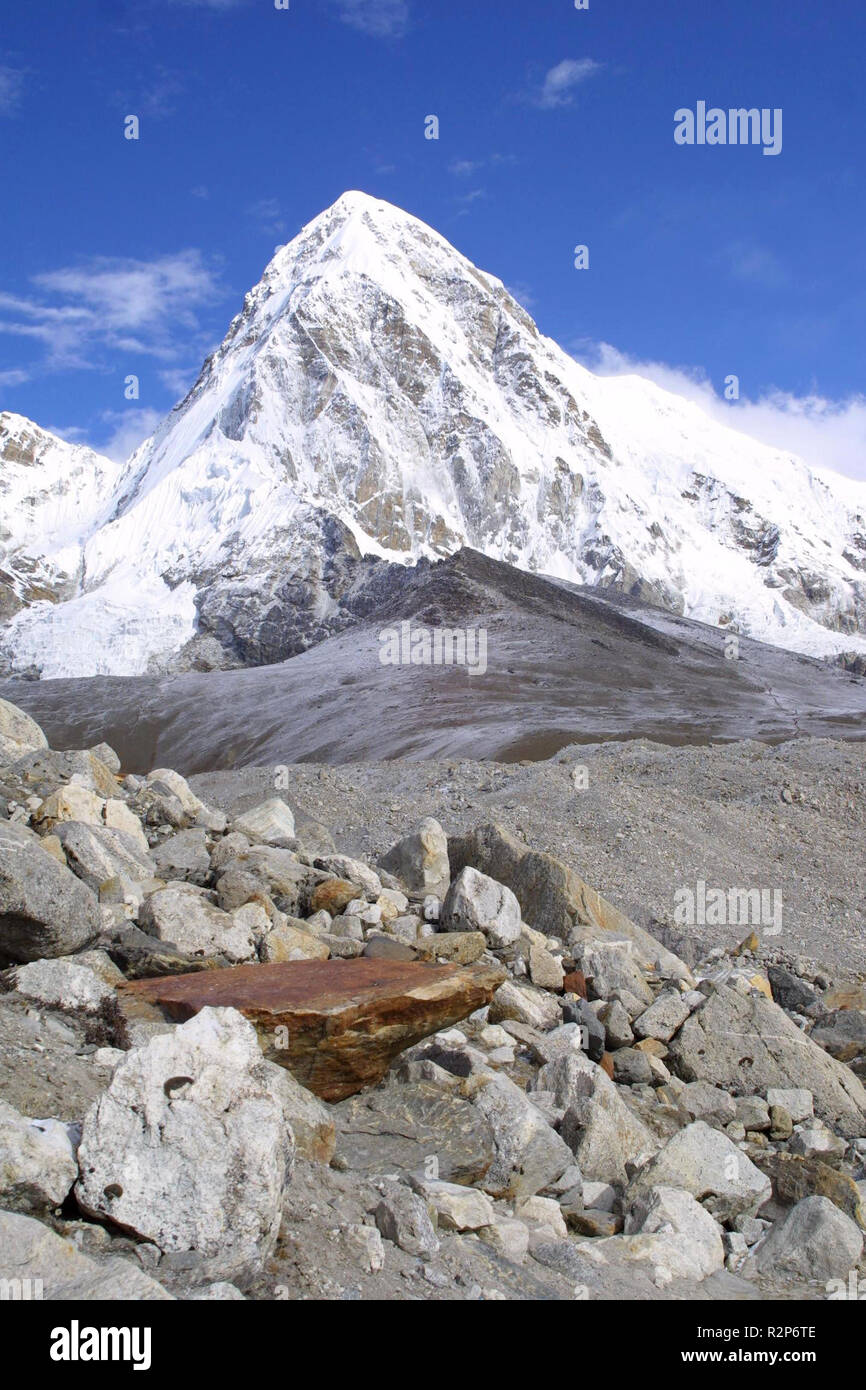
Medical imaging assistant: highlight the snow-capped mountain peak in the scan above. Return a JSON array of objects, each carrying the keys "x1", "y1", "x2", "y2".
[{"x1": 2, "y1": 192, "x2": 865, "y2": 678}]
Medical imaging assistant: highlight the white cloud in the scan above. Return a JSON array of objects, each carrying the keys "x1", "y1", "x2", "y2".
[
  {"x1": 0, "y1": 251, "x2": 224, "y2": 371},
  {"x1": 536, "y1": 58, "x2": 602, "y2": 109},
  {"x1": 246, "y1": 198, "x2": 287, "y2": 236},
  {"x1": 97, "y1": 408, "x2": 165, "y2": 463},
  {"x1": 334, "y1": 0, "x2": 409, "y2": 39},
  {"x1": 0, "y1": 367, "x2": 29, "y2": 387},
  {"x1": 574, "y1": 340, "x2": 866, "y2": 484},
  {"x1": 0, "y1": 67, "x2": 25, "y2": 115}
]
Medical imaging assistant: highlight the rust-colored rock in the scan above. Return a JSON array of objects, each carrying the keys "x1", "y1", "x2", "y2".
[
  {"x1": 119, "y1": 958, "x2": 505, "y2": 1102},
  {"x1": 309, "y1": 878, "x2": 363, "y2": 916},
  {"x1": 600, "y1": 1051, "x2": 615, "y2": 1080},
  {"x1": 562, "y1": 970, "x2": 588, "y2": 1000}
]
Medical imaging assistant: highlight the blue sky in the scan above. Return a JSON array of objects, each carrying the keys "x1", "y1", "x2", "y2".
[{"x1": 1, "y1": 0, "x2": 865, "y2": 478}]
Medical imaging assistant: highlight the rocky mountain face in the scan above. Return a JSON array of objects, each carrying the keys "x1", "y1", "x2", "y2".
[{"x1": 2, "y1": 191, "x2": 865, "y2": 678}]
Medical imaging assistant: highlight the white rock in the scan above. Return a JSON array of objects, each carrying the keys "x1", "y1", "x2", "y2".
[
  {"x1": 10, "y1": 958, "x2": 115, "y2": 1014},
  {"x1": 477, "y1": 1216, "x2": 530, "y2": 1265},
  {"x1": 346, "y1": 1223, "x2": 385, "y2": 1272},
  {"x1": 627, "y1": 1121, "x2": 771, "y2": 1221},
  {"x1": 413, "y1": 1179, "x2": 495, "y2": 1231},
  {"x1": 465, "y1": 1071, "x2": 573, "y2": 1200},
  {"x1": 624, "y1": 1185, "x2": 725, "y2": 1278},
  {"x1": 441, "y1": 866, "x2": 522, "y2": 948},
  {"x1": 140, "y1": 886, "x2": 258, "y2": 962},
  {"x1": 516, "y1": 1194, "x2": 568, "y2": 1238},
  {"x1": 749, "y1": 1196, "x2": 863, "y2": 1281},
  {"x1": 74, "y1": 1007, "x2": 296, "y2": 1278},
  {"x1": 0, "y1": 1209, "x2": 173, "y2": 1300},
  {"x1": 766, "y1": 1088, "x2": 814, "y2": 1123},
  {"x1": 231, "y1": 799, "x2": 296, "y2": 844},
  {"x1": 0, "y1": 1101, "x2": 77, "y2": 1212}
]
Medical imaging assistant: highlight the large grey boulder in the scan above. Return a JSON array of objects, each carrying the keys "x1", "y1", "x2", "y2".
[
  {"x1": 149, "y1": 828, "x2": 211, "y2": 885},
  {"x1": 139, "y1": 885, "x2": 258, "y2": 963},
  {"x1": 75, "y1": 1007, "x2": 297, "y2": 1278},
  {"x1": 0, "y1": 698, "x2": 47, "y2": 764},
  {"x1": 0, "y1": 821, "x2": 100, "y2": 963},
  {"x1": 667, "y1": 985, "x2": 866, "y2": 1135},
  {"x1": 53, "y1": 820, "x2": 154, "y2": 893},
  {"x1": 627, "y1": 1120, "x2": 772, "y2": 1221},
  {"x1": 0, "y1": 1100, "x2": 77, "y2": 1212},
  {"x1": 448, "y1": 822, "x2": 691, "y2": 980},
  {"x1": 440, "y1": 866, "x2": 522, "y2": 948},
  {"x1": 379, "y1": 818, "x2": 450, "y2": 899},
  {"x1": 464, "y1": 1071, "x2": 573, "y2": 1199},
  {"x1": 9, "y1": 956, "x2": 119, "y2": 1015},
  {"x1": 624, "y1": 1185, "x2": 726, "y2": 1278},
  {"x1": 748, "y1": 1195, "x2": 863, "y2": 1282},
  {"x1": 333, "y1": 1079, "x2": 495, "y2": 1184},
  {"x1": 559, "y1": 1066, "x2": 658, "y2": 1184},
  {"x1": 0, "y1": 1209, "x2": 174, "y2": 1300},
  {"x1": 231, "y1": 798, "x2": 296, "y2": 844}
]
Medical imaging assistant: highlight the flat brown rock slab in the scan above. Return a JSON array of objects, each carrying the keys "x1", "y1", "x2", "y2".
[{"x1": 120, "y1": 958, "x2": 505, "y2": 1102}]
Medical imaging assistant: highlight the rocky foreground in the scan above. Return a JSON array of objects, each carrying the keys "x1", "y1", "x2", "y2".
[{"x1": 0, "y1": 696, "x2": 864, "y2": 1302}]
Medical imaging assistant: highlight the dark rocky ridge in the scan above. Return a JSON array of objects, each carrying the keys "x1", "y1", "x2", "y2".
[{"x1": 2, "y1": 549, "x2": 864, "y2": 776}]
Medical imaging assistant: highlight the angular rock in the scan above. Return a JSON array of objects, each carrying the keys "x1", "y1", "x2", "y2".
[
  {"x1": 464, "y1": 1071, "x2": 574, "y2": 1199},
  {"x1": 748, "y1": 1195, "x2": 863, "y2": 1282},
  {"x1": 0, "y1": 698, "x2": 48, "y2": 763},
  {"x1": 810, "y1": 1009, "x2": 866, "y2": 1065},
  {"x1": 0, "y1": 1100, "x2": 77, "y2": 1212},
  {"x1": 560, "y1": 1067, "x2": 658, "y2": 1184},
  {"x1": 633, "y1": 989, "x2": 691, "y2": 1043},
  {"x1": 33, "y1": 785, "x2": 105, "y2": 831},
  {"x1": 375, "y1": 1179, "x2": 439, "y2": 1258},
  {"x1": 752, "y1": 1151, "x2": 865, "y2": 1227},
  {"x1": 317, "y1": 854, "x2": 382, "y2": 898},
  {"x1": 139, "y1": 885, "x2": 258, "y2": 963},
  {"x1": 667, "y1": 985, "x2": 866, "y2": 1135},
  {"x1": 150, "y1": 828, "x2": 211, "y2": 886},
  {"x1": 488, "y1": 977, "x2": 561, "y2": 1030},
  {"x1": 333, "y1": 1079, "x2": 494, "y2": 1184},
  {"x1": 8, "y1": 957, "x2": 116, "y2": 1015},
  {"x1": 259, "y1": 916, "x2": 330, "y2": 963},
  {"x1": 120, "y1": 957, "x2": 505, "y2": 1102},
  {"x1": 379, "y1": 817, "x2": 450, "y2": 898},
  {"x1": 0, "y1": 821, "x2": 101, "y2": 963},
  {"x1": 231, "y1": 798, "x2": 296, "y2": 843},
  {"x1": 441, "y1": 866, "x2": 522, "y2": 948},
  {"x1": 424, "y1": 930, "x2": 487, "y2": 964},
  {"x1": 448, "y1": 823, "x2": 691, "y2": 980},
  {"x1": 412, "y1": 1178, "x2": 495, "y2": 1231},
  {"x1": 75, "y1": 1007, "x2": 296, "y2": 1278},
  {"x1": 624, "y1": 1185, "x2": 725, "y2": 1278},
  {"x1": 627, "y1": 1120, "x2": 771, "y2": 1221},
  {"x1": 681, "y1": 1081, "x2": 738, "y2": 1127},
  {"x1": 53, "y1": 820, "x2": 154, "y2": 893},
  {"x1": 529, "y1": 942, "x2": 565, "y2": 990},
  {"x1": 0, "y1": 1209, "x2": 173, "y2": 1300},
  {"x1": 310, "y1": 878, "x2": 362, "y2": 916}
]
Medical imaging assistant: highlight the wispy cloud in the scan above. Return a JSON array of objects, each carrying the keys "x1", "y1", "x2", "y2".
[
  {"x1": 97, "y1": 407, "x2": 165, "y2": 463},
  {"x1": 334, "y1": 0, "x2": 409, "y2": 39},
  {"x1": 450, "y1": 159, "x2": 483, "y2": 178},
  {"x1": 0, "y1": 251, "x2": 224, "y2": 372},
  {"x1": 246, "y1": 197, "x2": 287, "y2": 238},
  {"x1": 0, "y1": 367, "x2": 30, "y2": 387},
  {"x1": 574, "y1": 340, "x2": 866, "y2": 484},
  {"x1": 0, "y1": 66, "x2": 26, "y2": 116},
  {"x1": 721, "y1": 240, "x2": 789, "y2": 290},
  {"x1": 534, "y1": 58, "x2": 602, "y2": 109}
]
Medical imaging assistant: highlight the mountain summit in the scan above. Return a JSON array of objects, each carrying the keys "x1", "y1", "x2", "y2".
[{"x1": 2, "y1": 190, "x2": 865, "y2": 678}]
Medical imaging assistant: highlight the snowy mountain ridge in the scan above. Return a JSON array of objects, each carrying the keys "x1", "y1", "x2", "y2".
[{"x1": 1, "y1": 189, "x2": 865, "y2": 678}]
